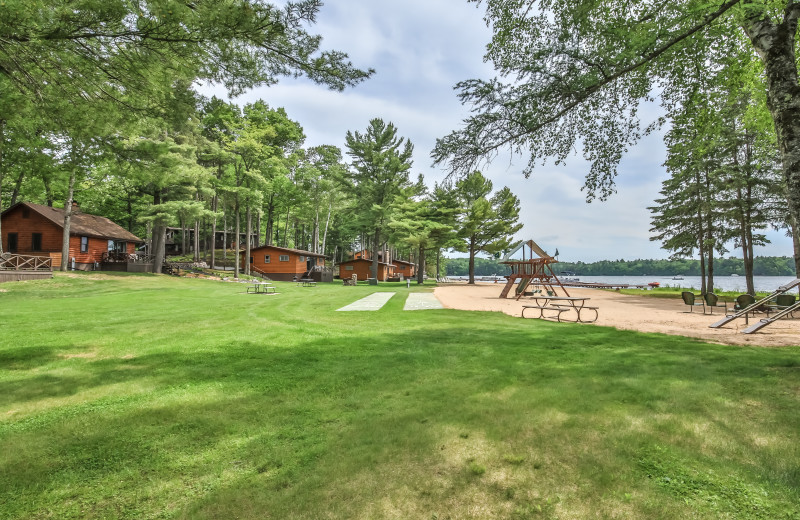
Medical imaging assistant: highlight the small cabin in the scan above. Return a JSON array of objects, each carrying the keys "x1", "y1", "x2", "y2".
[
  {"x1": 1, "y1": 202, "x2": 144, "y2": 270},
  {"x1": 391, "y1": 259, "x2": 416, "y2": 279},
  {"x1": 338, "y1": 258, "x2": 395, "y2": 281},
  {"x1": 241, "y1": 245, "x2": 327, "y2": 281}
]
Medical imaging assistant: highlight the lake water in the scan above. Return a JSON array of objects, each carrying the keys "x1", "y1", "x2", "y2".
[{"x1": 463, "y1": 275, "x2": 798, "y2": 293}]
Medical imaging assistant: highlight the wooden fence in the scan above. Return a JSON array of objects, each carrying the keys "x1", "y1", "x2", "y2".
[{"x1": 0, "y1": 253, "x2": 53, "y2": 271}]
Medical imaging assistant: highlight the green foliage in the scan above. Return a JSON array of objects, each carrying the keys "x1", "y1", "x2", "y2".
[
  {"x1": 453, "y1": 171, "x2": 522, "y2": 282},
  {"x1": 444, "y1": 256, "x2": 796, "y2": 277},
  {"x1": 555, "y1": 256, "x2": 796, "y2": 276},
  {"x1": 0, "y1": 0, "x2": 372, "y2": 108}
]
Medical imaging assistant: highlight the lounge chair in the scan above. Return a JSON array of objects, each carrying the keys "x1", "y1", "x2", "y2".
[
  {"x1": 681, "y1": 291, "x2": 704, "y2": 313},
  {"x1": 734, "y1": 294, "x2": 757, "y2": 317},
  {"x1": 770, "y1": 294, "x2": 797, "y2": 317},
  {"x1": 703, "y1": 292, "x2": 728, "y2": 314}
]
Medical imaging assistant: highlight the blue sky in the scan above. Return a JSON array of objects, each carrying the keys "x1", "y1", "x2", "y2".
[{"x1": 204, "y1": 0, "x2": 794, "y2": 262}]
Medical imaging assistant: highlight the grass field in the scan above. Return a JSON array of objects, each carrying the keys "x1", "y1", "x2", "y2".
[{"x1": 1, "y1": 273, "x2": 799, "y2": 519}]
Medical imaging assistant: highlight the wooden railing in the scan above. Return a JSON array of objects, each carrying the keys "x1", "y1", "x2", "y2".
[
  {"x1": 102, "y1": 252, "x2": 153, "y2": 264},
  {"x1": 0, "y1": 253, "x2": 53, "y2": 271}
]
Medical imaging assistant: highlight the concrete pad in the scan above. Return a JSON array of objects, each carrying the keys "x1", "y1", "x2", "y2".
[
  {"x1": 337, "y1": 292, "x2": 396, "y2": 311},
  {"x1": 403, "y1": 292, "x2": 444, "y2": 310}
]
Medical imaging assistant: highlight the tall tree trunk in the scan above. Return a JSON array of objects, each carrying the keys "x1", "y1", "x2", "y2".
[
  {"x1": 152, "y1": 224, "x2": 166, "y2": 274},
  {"x1": 417, "y1": 245, "x2": 425, "y2": 284},
  {"x1": 223, "y1": 213, "x2": 228, "y2": 263},
  {"x1": 60, "y1": 168, "x2": 77, "y2": 271},
  {"x1": 313, "y1": 205, "x2": 320, "y2": 253},
  {"x1": 234, "y1": 201, "x2": 240, "y2": 279},
  {"x1": 468, "y1": 237, "x2": 476, "y2": 284},
  {"x1": 193, "y1": 219, "x2": 200, "y2": 262},
  {"x1": 436, "y1": 249, "x2": 441, "y2": 279},
  {"x1": 151, "y1": 190, "x2": 166, "y2": 274},
  {"x1": 695, "y1": 171, "x2": 707, "y2": 295},
  {"x1": 256, "y1": 211, "x2": 262, "y2": 247},
  {"x1": 371, "y1": 227, "x2": 380, "y2": 278},
  {"x1": 43, "y1": 174, "x2": 54, "y2": 207},
  {"x1": 9, "y1": 170, "x2": 24, "y2": 207},
  {"x1": 211, "y1": 195, "x2": 218, "y2": 270},
  {"x1": 126, "y1": 194, "x2": 133, "y2": 232},
  {"x1": 321, "y1": 201, "x2": 332, "y2": 256},
  {"x1": 180, "y1": 218, "x2": 187, "y2": 256},
  {"x1": 266, "y1": 194, "x2": 275, "y2": 246},
  {"x1": 744, "y1": 10, "x2": 800, "y2": 273},
  {"x1": 790, "y1": 214, "x2": 800, "y2": 279},
  {"x1": 0, "y1": 118, "x2": 4, "y2": 254},
  {"x1": 245, "y1": 204, "x2": 252, "y2": 276},
  {"x1": 283, "y1": 207, "x2": 290, "y2": 248}
]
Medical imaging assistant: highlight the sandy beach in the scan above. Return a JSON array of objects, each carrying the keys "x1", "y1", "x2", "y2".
[{"x1": 434, "y1": 283, "x2": 800, "y2": 347}]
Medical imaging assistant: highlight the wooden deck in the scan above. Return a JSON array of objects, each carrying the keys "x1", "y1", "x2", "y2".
[{"x1": 0, "y1": 253, "x2": 54, "y2": 283}]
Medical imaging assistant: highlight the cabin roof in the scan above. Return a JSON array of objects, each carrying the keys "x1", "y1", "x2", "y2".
[
  {"x1": 240, "y1": 244, "x2": 327, "y2": 258},
  {"x1": 391, "y1": 259, "x2": 415, "y2": 266},
  {"x1": 339, "y1": 258, "x2": 395, "y2": 267},
  {"x1": 2, "y1": 202, "x2": 143, "y2": 242}
]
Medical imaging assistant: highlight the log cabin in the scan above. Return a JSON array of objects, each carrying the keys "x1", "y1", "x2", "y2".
[
  {"x1": 1, "y1": 202, "x2": 144, "y2": 270},
  {"x1": 350, "y1": 249, "x2": 415, "y2": 280},
  {"x1": 240, "y1": 244, "x2": 328, "y2": 281},
  {"x1": 391, "y1": 258, "x2": 416, "y2": 279},
  {"x1": 338, "y1": 258, "x2": 396, "y2": 281}
]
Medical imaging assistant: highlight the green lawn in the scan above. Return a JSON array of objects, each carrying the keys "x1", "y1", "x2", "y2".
[{"x1": 1, "y1": 273, "x2": 799, "y2": 519}]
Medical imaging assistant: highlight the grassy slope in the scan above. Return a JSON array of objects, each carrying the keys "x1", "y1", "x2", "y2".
[{"x1": 1, "y1": 274, "x2": 799, "y2": 519}]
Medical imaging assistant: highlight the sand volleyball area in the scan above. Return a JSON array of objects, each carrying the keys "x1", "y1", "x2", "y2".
[{"x1": 434, "y1": 283, "x2": 800, "y2": 347}]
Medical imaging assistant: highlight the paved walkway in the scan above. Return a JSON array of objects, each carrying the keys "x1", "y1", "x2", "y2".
[
  {"x1": 336, "y1": 292, "x2": 396, "y2": 311},
  {"x1": 403, "y1": 292, "x2": 444, "y2": 310}
]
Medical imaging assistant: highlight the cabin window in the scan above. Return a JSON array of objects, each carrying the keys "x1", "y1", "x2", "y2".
[
  {"x1": 264, "y1": 255, "x2": 270, "y2": 263},
  {"x1": 108, "y1": 240, "x2": 114, "y2": 251},
  {"x1": 80, "y1": 236, "x2": 88, "y2": 253},
  {"x1": 22, "y1": 208, "x2": 30, "y2": 218},
  {"x1": 345, "y1": 265, "x2": 354, "y2": 271},
  {"x1": 31, "y1": 233, "x2": 42, "y2": 251},
  {"x1": 7, "y1": 233, "x2": 18, "y2": 252},
  {"x1": 250, "y1": 256, "x2": 254, "y2": 264},
  {"x1": 279, "y1": 255, "x2": 289, "y2": 262},
  {"x1": 299, "y1": 256, "x2": 304, "y2": 262}
]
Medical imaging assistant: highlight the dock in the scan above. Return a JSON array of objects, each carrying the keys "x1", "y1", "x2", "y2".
[{"x1": 558, "y1": 280, "x2": 651, "y2": 290}]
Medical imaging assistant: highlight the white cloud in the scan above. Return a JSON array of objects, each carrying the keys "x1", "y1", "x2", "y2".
[{"x1": 201, "y1": 2, "x2": 796, "y2": 262}]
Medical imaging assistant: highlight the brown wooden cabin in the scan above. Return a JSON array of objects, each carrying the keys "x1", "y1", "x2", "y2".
[
  {"x1": 338, "y1": 258, "x2": 396, "y2": 281},
  {"x1": 391, "y1": 258, "x2": 416, "y2": 279},
  {"x1": 1, "y1": 202, "x2": 143, "y2": 270},
  {"x1": 240, "y1": 244, "x2": 327, "y2": 281}
]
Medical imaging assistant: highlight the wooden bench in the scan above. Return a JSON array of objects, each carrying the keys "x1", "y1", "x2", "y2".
[
  {"x1": 522, "y1": 304, "x2": 571, "y2": 321},
  {"x1": 523, "y1": 304, "x2": 599, "y2": 323},
  {"x1": 552, "y1": 304, "x2": 599, "y2": 323},
  {"x1": 247, "y1": 283, "x2": 276, "y2": 294}
]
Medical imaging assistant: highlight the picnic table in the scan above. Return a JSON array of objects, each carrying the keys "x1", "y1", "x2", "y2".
[
  {"x1": 247, "y1": 282, "x2": 276, "y2": 294},
  {"x1": 298, "y1": 278, "x2": 316, "y2": 287},
  {"x1": 522, "y1": 295, "x2": 598, "y2": 323}
]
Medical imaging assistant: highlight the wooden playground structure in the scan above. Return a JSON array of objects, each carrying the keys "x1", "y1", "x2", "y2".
[{"x1": 499, "y1": 239, "x2": 569, "y2": 300}]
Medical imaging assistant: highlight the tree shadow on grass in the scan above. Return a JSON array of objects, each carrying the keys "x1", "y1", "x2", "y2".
[{"x1": 1, "y1": 324, "x2": 799, "y2": 518}]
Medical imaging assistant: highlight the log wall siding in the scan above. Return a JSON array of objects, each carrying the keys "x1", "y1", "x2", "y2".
[
  {"x1": 394, "y1": 264, "x2": 414, "y2": 278},
  {"x1": 240, "y1": 246, "x2": 319, "y2": 277},
  {"x1": 2, "y1": 206, "x2": 63, "y2": 253},
  {"x1": 2, "y1": 205, "x2": 135, "y2": 265},
  {"x1": 338, "y1": 259, "x2": 393, "y2": 281}
]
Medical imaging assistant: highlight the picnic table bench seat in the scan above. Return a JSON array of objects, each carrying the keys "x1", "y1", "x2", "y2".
[{"x1": 522, "y1": 304, "x2": 571, "y2": 321}]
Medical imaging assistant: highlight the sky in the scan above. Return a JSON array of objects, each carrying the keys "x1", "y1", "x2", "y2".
[{"x1": 202, "y1": 0, "x2": 794, "y2": 263}]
